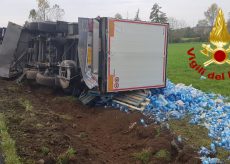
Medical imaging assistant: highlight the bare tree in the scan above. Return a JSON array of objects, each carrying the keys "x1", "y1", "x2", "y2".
[
  {"x1": 228, "y1": 13, "x2": 230, "y2": 32},
  {"x1": 150, "y1": 3, "x2": 167, "y2": 23},
  {"x1": 204, "y1": 3, "x2": 218, "y2": 26},
  {"x1": 49, "y1": 4, "x2": 65, "y2": 21},
  {"x1": 179, "y1": 20, "x2": 188, "y2": 28},
  {"x1": 29, "y1": 9, "x2": 37, "y2": 21},
  {"x1": 168, "y1": 17, "x2": 187, "y2": 29},
  {"x1": 28, "y1": 0, "x2": 65, "y2": 21},
  {"x1": 36, "y1": 0, "x2": 50, "y2": 21},
  {"x1": 114, "y1": 13, "x2": 122, "y2": 19},
  {"x1": 197, "y1": 19, "x2": 209, "y2": 27},
  {"x1": 134, "y1": 9, "x2": 140, "y2": 21},
  {"x1": 168, "y1": 17, "x2": 177, "y2": 29}
]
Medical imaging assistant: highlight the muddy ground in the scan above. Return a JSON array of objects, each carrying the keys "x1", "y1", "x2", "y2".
[{"x1": 0, "y1": 78, "x2": 200, "y2": 164}]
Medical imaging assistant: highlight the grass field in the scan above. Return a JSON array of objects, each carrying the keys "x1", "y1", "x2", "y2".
[
  {"x1": 167, "y1": 42, "x2": 230, "y2": 162},
  {"x1": 167, "y1": 42, "x2": 230, "y2": 97}
]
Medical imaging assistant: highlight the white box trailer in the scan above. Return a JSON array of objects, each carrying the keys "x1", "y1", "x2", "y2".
[
  {"x1": 106, "y1": 19, "x2": 168, "y2": 92},
  {"x1": 79, "y1": 18, "x2": 168, "y2": 94}
]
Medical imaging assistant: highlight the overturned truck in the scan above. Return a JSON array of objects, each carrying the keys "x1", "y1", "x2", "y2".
[{"x1": 0, "y1": 18, "x2": 168, "y2": 109}]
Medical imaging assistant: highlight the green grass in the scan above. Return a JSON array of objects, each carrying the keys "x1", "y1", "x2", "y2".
[
  {"x1": 57, "y1": 147, "x2": 76, "y2": 164},
  {"x1": 180, "y1": 37, "x2": 200, "y2": 42},
  {"x1": 18, "y1": 98, "x2": 33, "y2": 112},
  {"x1": 6, "y1": 85, "x2": 20, "y2": 92},
  {"x1": 0, "y1": 114, "x2": 21, "y2": 164},
  {"x1": 168, "y1": 43, "x2": 230, "y2": 162},
  {"x1": 132, "y1": 149, "x2": 152, "y2": 164},
  {"x1": 154, "y1": 149, "x2": 171, "y2": 161},
  {"x1": 40, "y1": 146, "x2": 50, "y2": 156},
  {"x1": 168, "y1": 42, "x2": 230, "y2": 96},
  {"x1": 169, "y1": 118, "x2": 212, "y2": 148},
  {"x1": 169, "y1": 119, "x2": 230, "y2": 163}
]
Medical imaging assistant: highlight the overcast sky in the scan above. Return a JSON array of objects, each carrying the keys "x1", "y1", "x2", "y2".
[{"x1": 0, "y1": 0, "x2": 229, "y2": 27}]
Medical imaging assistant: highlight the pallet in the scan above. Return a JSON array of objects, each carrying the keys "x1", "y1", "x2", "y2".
[{"x1": 113, "y1": 90, "x2": 150, "y2": 111}]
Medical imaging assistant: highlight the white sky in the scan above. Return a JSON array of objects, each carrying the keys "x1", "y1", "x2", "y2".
[{"x1": 0, "y1": 0, "x2": 229, "y2": 27}]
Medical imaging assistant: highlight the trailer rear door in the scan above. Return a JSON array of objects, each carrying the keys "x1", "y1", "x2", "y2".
[{"x1": 107, "y1": 19, "x2": 168, "y2": 92}]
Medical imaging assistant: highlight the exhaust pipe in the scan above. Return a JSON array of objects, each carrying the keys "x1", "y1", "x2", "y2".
[
  {"x1": 36, "y1": 72, "x2": 55, "y2": 87},
  {"x1": 25, "y1": 69, "x2": 38, "y2": 80}
]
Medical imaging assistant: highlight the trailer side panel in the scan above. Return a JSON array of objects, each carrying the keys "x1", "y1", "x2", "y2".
[{"x1": 107, "y1": 19, "x2": 168, "y2": 92}]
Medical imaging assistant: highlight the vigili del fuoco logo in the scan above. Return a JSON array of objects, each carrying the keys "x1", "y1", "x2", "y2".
[{"x1": 187, "y1": 9, "x2": 230, "y2": 80}]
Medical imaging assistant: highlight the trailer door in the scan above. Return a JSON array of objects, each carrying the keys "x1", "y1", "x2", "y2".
[{"x1": 107, "y1": 19, "x2": 168, "y2": 92}]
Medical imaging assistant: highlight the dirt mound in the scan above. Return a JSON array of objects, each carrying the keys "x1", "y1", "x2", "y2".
[{"x1": 0, "y1": 79, "x2": 200, "y2": 163}]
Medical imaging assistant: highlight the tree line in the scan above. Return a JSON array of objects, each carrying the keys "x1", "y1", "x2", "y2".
[
  {"x1": 114, "y1": 3, "x2": 167, "y2": 23},
  {"x1": 29, "y1": 0, "x2": 65, "y2": 21},
  {"x1": 115, "y1": 3, "x2": 230, "y2": 43},
  {"x1": 28, "y1": 1, "x2": 229, "y2": 43},
  {"x1": 170, "y1": 3, "x2": 230, "y2": 43}
]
